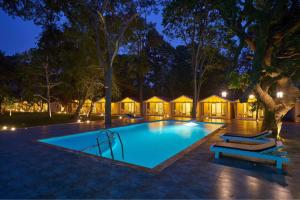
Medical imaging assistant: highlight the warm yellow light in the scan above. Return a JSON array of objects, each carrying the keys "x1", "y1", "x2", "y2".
[
  {"x1": 2, "y1": 126, "x2": 8, "y2": 130},
  {"x1": 100, "y1": 113, "x2": 104, "y2": 116},
  {"x1": 221, "y1": 91, "x2": 227, "y2": 98},
  {"x1": 119, "y1": 116, "x2": 123, "y2": 119},
  {"x1": 249, "y1": 94, "x2": 255, "y2": 99},
  {"x1": 184, "y1": 122, "x2": 198, "y2": 127},
  {"x1": 77, "y1": 119, "x2": 81, "y2": 123},
  {"x1": 277, "y1": 91, "x2": 283, "y2": 98},
  {"x1": 11, "y1": 127, "x2": 16, "y2": 131},
  {"x1": 166, "y1": 114, "x2": 169, "y2": 118},
  {"x1": 86, "y1": 120, "x2": 90, "y2": 124}
]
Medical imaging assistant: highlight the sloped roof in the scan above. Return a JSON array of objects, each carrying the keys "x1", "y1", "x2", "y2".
[
  {"x1": 199, "y1": 94, "x2": 236, "y2": 103},
  {"x1": 119, "y1": 97, "x2": 139, "y2": 103},
  {"x1": 171, "y1": 95, "x2": 193, "y2": 102},
  {"x1": 144, "y1": 96, "x2": 170, "y2": 102}
]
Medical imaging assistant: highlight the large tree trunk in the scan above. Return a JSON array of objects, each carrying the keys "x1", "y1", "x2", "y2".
[
  {"x1": 192, "y1": 67, "x2": 197, "y2": 118},
  {"x1": 44, "y1": 63, "x2": 52, "y2": 118},
  {"x1": 74, "y1": 99, "x2": 85, "y2": 119},
  {"x1": 254, "y1": 80, "x2": 299, "y2": 137},
  {"x1": 139, "y1": 78, "x2": 144, "y2": 116},
  {"x1": 0, "y1": 97, "x2": 3, "y2": 114},
  {"x1": 88, "y1": 100, "x2": 94, "y2": 117},
  {"x1": 262, "y1": 109, "x2": 278, "y2": 136},
  {"x1": 104, "y1": 66, "x2": 113, "y2": 126}
]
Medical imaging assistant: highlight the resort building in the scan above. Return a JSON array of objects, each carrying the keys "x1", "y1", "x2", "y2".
[
  {"x1": 49, "y1": 102, "x2": 65, "y2": 113},
  {"x1": 235, "y1": 95, "x2": 264, "y2": 120},
  {"x1": 94, "y1": 98, "x2": 119, "y2": 115},
  {"x1": 144, "y1": 96, "x2": 170, "y2": 116},
  {"x1": 199, "y1": 95, "x2": 234, "y2": 119},
  {"x1": 171, "y1": 95, "x2": 193, "y2": 117},
  {"x1": 4, "y1": 101, "x2": 48, "y2": 112},
  {"x1": 118, "y1": 97, "x2": 140, "y2": 115},
  {"x1": 94, "y1": 98, "x2": 106, "y2": 115}
]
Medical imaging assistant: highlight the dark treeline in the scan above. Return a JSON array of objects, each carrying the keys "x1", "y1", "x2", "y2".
[
  {"x1": 0, "y1": 21, "x2": 231, "y2": 115},
  {"x1": 0, "y1": 0, "x2": 299, "y2": 132}
]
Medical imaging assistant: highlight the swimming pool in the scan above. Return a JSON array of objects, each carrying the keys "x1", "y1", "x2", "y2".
[{"x1": 39, "y1": 121, "x2": 223, "y2": 170}]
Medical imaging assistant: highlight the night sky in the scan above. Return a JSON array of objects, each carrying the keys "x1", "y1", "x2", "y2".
[{"x1": 0, "y1": 8, "x2": 182, "y2": 56}]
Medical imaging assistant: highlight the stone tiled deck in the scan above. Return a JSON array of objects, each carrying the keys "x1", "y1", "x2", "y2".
[{"x1": 0, "y1": 118, "x2": 299, "y2": 198}]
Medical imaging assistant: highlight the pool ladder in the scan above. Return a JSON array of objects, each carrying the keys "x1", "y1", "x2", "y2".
[{"x1": 95, "y1": 129, "x2": 124, "y2": 160}]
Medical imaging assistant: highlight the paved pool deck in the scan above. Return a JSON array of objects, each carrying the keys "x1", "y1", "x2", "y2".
[{"x1": 0, "y1": 119, "x2": 299, "y2": 198}]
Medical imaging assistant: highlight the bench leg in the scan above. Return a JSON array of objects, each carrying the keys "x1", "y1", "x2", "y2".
[{"x1": 215, "y1": 151, "x2": 220, "y2": 159}]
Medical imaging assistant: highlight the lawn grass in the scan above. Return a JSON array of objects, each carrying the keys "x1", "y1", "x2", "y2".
[{"x1": 0, "y1": 112, "x2": 105, "y2": 128}]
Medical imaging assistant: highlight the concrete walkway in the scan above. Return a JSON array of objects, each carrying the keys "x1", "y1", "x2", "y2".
[{"x1": 0, "y1": 119, "x2": 299, "y2": 198}]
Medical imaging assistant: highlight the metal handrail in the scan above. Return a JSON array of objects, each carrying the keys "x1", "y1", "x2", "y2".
[
  {"x1": 105, "y1": 131, "x2": 114, "y2": 160},
  {"x1": 81, "y1": 129, "x2": 124, "y2": 160},
  {"x1": 106, "y1": 129, "x2": 124, "y2": 160}
]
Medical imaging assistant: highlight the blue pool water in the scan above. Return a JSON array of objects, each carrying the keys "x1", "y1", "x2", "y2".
[{"x1": 39, "y1": 121, "x2": 223, "y2": 169}]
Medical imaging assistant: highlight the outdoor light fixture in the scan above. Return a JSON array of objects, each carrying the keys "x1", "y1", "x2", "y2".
[
  {"x1": 119, "y1": 116, "x2": 123, "y2": 119},
  {"x1": 249, "y1": 94, "x2": 255, "y2": 99},
  {"x1": 221, "y1": 91, "x2": 227, "y2": 98},
  {"x1": 77, "y1": 119, "x2": 81, "y2": 123},
  {"x1": 11, "y1": 127, "x2": 16, "y2": 131},
  {"x1": 86, "y1": 120, "x2": 90, "y2": 124},
  {"x1": 277, "y1": 91, "x2": 283, "y2": 98},
  {"x1": 2, "y1": 126, "x2": 8, "y2": 130}
]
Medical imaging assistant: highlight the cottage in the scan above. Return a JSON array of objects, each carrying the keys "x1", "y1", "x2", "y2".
[
  {"x1": 171, "y1": 95, "x2": 193, "y2": 117},
  {"x1": 235, "y1": 95, "x2": 264, "y2": 120},
  {"x1": 94, "y1": 97, "x2": 119, "y2": 115},
  {"x1": 144, "y1": 96, "x2": 170, "y2": 116},
  {"x1": 199, "y1": 95, "x2": 234, "y2": 119},
  {"x1": 118, "y1": 97, "x2": 140, "y2": 115}
]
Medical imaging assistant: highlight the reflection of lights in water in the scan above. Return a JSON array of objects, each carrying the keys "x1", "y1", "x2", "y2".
[
  {"x1": 176, "y1": 129, "x2": 192, "y2": 138},
  {"x1": 148, "y1": 121, "x2": 165, "y2": 132},
  {"x1": 184, "y1": 122, "x2": 198, "y2": 127}
]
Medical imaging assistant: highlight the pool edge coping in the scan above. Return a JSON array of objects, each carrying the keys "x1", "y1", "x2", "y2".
[{"x1": 36, "y1": 120, "x2": 225, "y2": 174}]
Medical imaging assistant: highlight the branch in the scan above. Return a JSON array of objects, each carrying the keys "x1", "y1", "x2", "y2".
[
  {"x1": 110, "y1": 13, "x2": 138, "y2": 66},
  {"x1": 100, "y1": 0, "x2": 109, "y2": 13},
  {"x1": 97, "y1": 11, "x2": 110, "y2": 40},
  {"x1": 34, "y1": 94, "x2": 47, "y2": 101},
  {"x1": 277, "y1": 53, "x2": 300, "y2": 59}
]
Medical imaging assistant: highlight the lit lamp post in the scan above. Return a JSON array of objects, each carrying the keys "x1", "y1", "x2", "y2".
[
  {"x1": 276, "y1": 91, "x2": 283, "y2": 98},
  {"x1": 249, "y1": 94, "x2": 255, "y2": 99},
  {"x1": 276, "y1": 91, "x2": 284, "y2": 139},
  {"x1": 221, "y1": 91, "x2": 227, "y2": 98}
]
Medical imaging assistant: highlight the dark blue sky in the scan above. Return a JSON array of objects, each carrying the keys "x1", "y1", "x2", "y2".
[{"x1": 0, "y1": 9, "x2": 182, "y2": 56}]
